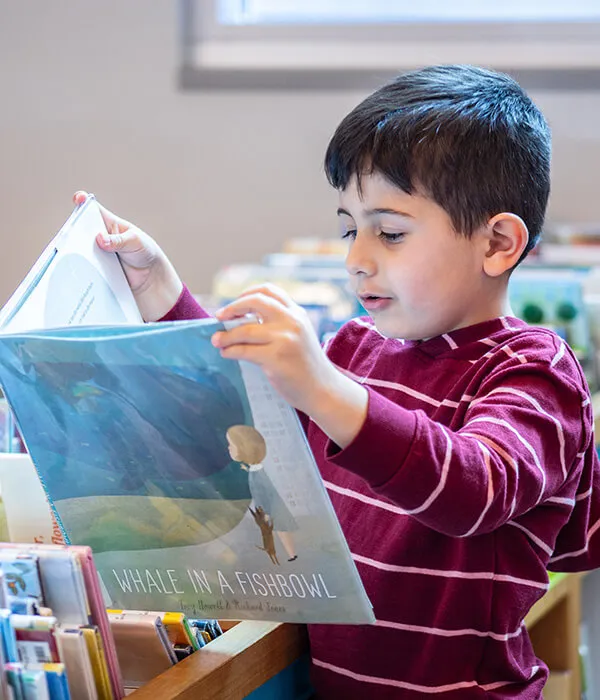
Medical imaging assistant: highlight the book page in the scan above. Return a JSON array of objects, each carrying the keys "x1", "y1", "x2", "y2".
[{"x1": 0, "y1": 196, "x2": 142, "y2": 333}]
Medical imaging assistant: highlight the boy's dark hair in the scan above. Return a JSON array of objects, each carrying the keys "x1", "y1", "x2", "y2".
[{"x1": 325, "y1": 65, "x2": 551, "y2": 262}]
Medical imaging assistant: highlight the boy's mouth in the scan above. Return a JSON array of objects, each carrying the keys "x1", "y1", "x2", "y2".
[{"x1": 359, "y1": 294, "x2": 393, "y2": 312}]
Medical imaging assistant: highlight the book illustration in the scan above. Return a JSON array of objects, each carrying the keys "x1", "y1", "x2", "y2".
[
  {"x1": 249, "y1": 506, "x2": 279, "y2": 565},
  {"x1": 5, "y1": 332, "x2": 251, "y2": 553},
  {"x1": 227, "y1": 425, "x2": 298, "y2": 564},
  {"x1": 4, "y1": 562, "x2": 33, "y2": 597},
  {"x1": 0, "y1": 320, "x2": 374, "y2": 623},
  {"x1": 0, "y1": 554, "x2": 44, "y2": 606}
]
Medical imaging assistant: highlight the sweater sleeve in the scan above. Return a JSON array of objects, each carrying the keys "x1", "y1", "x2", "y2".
[
  {"x1": 158, "y1": 285, "x2": 211, "y2": 321},
  {"x1": 325, "y1": 354, "x2": 592, "y2": 539}
]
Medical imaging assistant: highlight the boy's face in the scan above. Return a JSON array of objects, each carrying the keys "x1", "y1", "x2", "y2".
[{"x1": 338, "y1": 172, "x2": 496, "y2": 341}]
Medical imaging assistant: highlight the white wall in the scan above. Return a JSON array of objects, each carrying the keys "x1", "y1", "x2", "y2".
[{"x1": 1, "y1": 0, "x2": 600, "y2": 306}]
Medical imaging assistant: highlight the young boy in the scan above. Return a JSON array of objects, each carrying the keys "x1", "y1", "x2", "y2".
[{"x1": 77, "y1": 64, "x2": 600, "y2": 698}]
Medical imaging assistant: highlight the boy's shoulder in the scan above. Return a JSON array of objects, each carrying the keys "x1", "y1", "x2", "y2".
[
  {"x1": 326, "y1": 315, "x2": 585, "y2": 383},
  {"x1": 471, "y1": 320, "x2": 584, "y2": 378}
]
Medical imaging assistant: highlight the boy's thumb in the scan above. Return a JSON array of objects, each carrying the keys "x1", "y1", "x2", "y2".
[{"x1": 96, "y1": 231, "x2": 128, "y2": 252}]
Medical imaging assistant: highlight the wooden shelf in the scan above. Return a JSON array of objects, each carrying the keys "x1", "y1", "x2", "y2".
[
  {"x1": 525, "y1": 575, "x2": 573, "y2": 628},
  {"x1": 128, "y1": 621, "x2": 308, "y2": 700},
  {"x1": 526, "y1": 574, "x2": 582, "y2": 700}
]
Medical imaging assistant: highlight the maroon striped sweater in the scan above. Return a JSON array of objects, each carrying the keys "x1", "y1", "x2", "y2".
[{"x1": 162, "y1": 288, "x2": 600, "y2": 699}]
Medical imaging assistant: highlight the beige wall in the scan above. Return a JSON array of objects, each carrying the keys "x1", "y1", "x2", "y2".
[{"x1": 0, "y1": 1, "x2": 599, "y2": 304}]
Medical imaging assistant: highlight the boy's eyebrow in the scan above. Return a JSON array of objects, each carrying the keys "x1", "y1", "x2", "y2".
[{"x1": 336, "y1": 207, "x2": 413, "y2": 218}]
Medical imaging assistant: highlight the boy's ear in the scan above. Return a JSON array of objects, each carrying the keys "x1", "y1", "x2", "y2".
[{"x1": 482, "y1": 213, "x2": 529, "y2": 277}]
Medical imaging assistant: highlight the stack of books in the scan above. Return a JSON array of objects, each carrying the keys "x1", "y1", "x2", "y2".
[
  {"x1": 0, "y1": 543, "x2": 226, "y2": 697},
  {"x1": 105, "y1": 609, "x2": 222, "y2": 689},
  {"x1": 0, "y1": 542, "x2": 122, "y2": 699}
]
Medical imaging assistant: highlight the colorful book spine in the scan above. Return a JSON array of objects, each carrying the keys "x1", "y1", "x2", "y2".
[
  {"x1": 42, "y1": 664, "x2": 71, "y2": 700},
  {"x1": 21, "y1": 667, "x2": 50, "y2": 700},
  {"x1": 0, "y1": 608, "x2": 19, "y2": 663},
  {"x1": 81, "y1": 626, "x2": 112, "y2": 700}
]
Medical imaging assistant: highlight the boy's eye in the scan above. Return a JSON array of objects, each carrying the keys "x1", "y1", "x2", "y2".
[
  {"x1": 379, "y1": 231, "x2": 405, "y2": 243},
  {"x1": 341, "y1": 230, "x2": 357, "y2": 240}
]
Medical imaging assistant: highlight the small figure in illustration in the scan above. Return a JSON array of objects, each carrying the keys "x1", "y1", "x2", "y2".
[
  {"x1": 4, "y1": 562, "x2": 30, "y2": 596},
  {"x1": 226, "y1": 425, "x2": 298, "y2": 562},
  {"x1": 249, "y1": 505, "x2": 280, "y2": 565}
]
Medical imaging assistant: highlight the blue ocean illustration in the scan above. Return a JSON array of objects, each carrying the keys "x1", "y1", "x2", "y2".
[{"x1": 0, "y1": 321, "x2": 254, "y2": 552}]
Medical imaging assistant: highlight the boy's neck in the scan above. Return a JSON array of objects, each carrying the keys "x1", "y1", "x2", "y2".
[
  {"x1": 424, "y1": 290, "x2": 513, "y2": 341},
  {"x1": 461, "y1": 282, "x2": 513, "y2": 330}
]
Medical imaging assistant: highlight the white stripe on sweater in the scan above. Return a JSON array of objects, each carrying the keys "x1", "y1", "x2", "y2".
[
  {"x1": 501, "y1": 345, "x2": 528, "y2": 364},
  {"x1": 375, "y1": 618, "x2": 524, "y2": 641},
  {"x1": 548, "y1": 516, "x2": 600, "y2": 564},
  {"x1": 461, "y1": 443, "x2": 495, "y2": 536},
  {"x1": 551, "y1": 340, "x2": 566, "y2": 367},
  {"x1": 508, "y1": 521, "x2": 553, "y2": 556},
  {"x1": 340, "y1": 367, "x2": 467, "y2": 408},
  {"x1": 465, "y1": 416, "x2": 546, "y2": 500},
  {"x1": 500, "y1": 316, "x2": 520, "y2": 331},
  {"x1": 470, "y1": 386, "x2": 567, "y2": 480},
  {"x1": 324, "y1": 479, "x2": 408, "y2": 514},
  {"x1": 442, "y1": 333, "x2": 458, "y2": 350},
  {"x1": 351, "y1": 552, "x2": 549, "y2": 590},
  {"x1": 460, "y1": 432, "x2": 518, "y2": 517},
  {"x1": 312, "y1": 658, "x2": 537, "y2": 694},
  {"x1": 401, "y1": 425, "x2": 452, "y2": 515},
  {"x1": 576, "y1": 486, "x2": 593, "y2": 501}
]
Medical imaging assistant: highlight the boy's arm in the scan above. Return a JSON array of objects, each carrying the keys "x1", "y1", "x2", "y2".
[
  {"x1": 547, "y1": 441, "x2": 600, "y2": 572},
  {"x1": 323, "y1": 355, "x2": 594, "y2": 539},
  {"x1": 157, "y1": 285, "x2": 211, "y2": 322}
]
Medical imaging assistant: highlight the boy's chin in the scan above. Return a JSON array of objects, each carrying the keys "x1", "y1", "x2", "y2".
[
  {"x1": 369, "y1": 317, "x2": 413, "y2": 341},
  {"x1": 369, "y1": 316, "x2": 431, "y2": 342}
]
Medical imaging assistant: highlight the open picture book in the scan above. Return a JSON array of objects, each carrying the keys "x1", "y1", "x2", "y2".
[{"x1": 0, "y1": 196, "x2": 374, "y2": 624}]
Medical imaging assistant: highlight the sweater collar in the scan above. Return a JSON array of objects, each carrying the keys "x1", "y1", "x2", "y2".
[{"x1": 397, "y1": 316, "x2": 529, "y2": 358}]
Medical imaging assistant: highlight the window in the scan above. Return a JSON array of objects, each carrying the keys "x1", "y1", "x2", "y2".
[
  {"x1": 179, "y1": 0, "x2": 600, "y2": 89},
  {"x1": 220, "y1": 0, "x2": 600, "y2": 25}
]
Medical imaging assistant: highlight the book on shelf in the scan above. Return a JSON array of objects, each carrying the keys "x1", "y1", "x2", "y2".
[
  {"x1": 0, "y1": 197, "x2": 374, "y2": 625},
  {"x1": 0, "y1": 541, "x2": 125, "y2": 699}
]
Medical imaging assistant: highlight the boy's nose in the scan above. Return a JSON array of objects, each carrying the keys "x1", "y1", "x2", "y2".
[{"x1": 345, "y1": 235, "x2": 376, "y2": 277}]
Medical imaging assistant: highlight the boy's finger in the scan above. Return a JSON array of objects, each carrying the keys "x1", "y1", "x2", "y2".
[
  {"x1": 72, "y1": 191, "x2": 132, "y2": 234},
  {"x1": 218, "y1": 342, "x2": 269, "y2": 366},
  {"x1": 95, "y1": 200, "x2": 133, "y2": 234},
  {"x1": 238, "y1": 283, "x2": 295, "y2": 308},
  {"x1": 73, "y1": 190, "x2": 89, "y2": 205},
  {"x1": 95, "y1": 229, "x2": 144, "y2": 254},
  {"x1": 216, "y1": 293, "x2": 286, "y2": 323},
  {"x1": 212, "y1": 322, "x2": 268, "y2": 349}
]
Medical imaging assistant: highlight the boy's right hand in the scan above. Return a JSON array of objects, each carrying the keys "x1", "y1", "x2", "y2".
[{"x1": 73, "y1": 191, "x2": 183, "y2": 322}]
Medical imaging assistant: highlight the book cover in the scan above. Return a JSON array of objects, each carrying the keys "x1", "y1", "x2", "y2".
[
  {"x1": 107, "y1": 613, "x2": 175, "y2": 689},
  {"x1": 0, "y1": 320, "x2": 374, "y2": 623}
]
